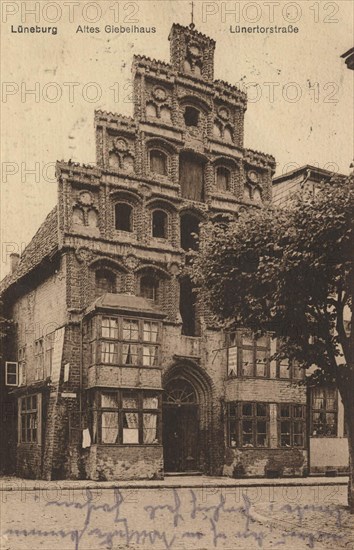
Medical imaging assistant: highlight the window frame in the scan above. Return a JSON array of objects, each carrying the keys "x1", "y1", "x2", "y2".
[
  {"x1": 5, "y1": 361, "x2": 18, "y2": 387},
  {"x1": 18, "y1": 346, "x2": 27, "y2": 386},
  {"x1": 216, "y1": 166, "x2": 231, "y2": 192},
  {"x1": 89, "y1": 315, "x2": 161, "y2": 368},
  {"x1": 18, "y1": 393, "x2": 42, "y2": 445},
  {"x1": 95, "y1": 268, "x2": 117, "y2": 296},
  {"x1": 152, "y1": 209, "x2": 168, "y2": 239},
  {"x1": 114, "y1": 202, "x2": 133, "y2": 232},
  {"x1": 34, "y1": 338, "x2": 44, "y2": 381},
  {"x1": 311, "y1": 387, "x2": 338, "y2": 438},
  {"x1": 94, "y1": 390, "x2": 162, "y2": 445},
  {"x1": 149, "y1": 149, "x2": 168, "y2": 176},
  {"x1": 139, "y1": 274, "x2": 159, "y2": 302},
  {"x1": 226, "y1": 331, "x2": 270, "y2": 378},
  {"x1": 228, "y1": 402, "x2": 270, "y2": 449},
  {"x1": 278, "y1": 403, "x2": 306, "y2": 448}
]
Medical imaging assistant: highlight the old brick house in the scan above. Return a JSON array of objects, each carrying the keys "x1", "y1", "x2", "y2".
[{"x1": 1, "y1": 23, "x2": 338, "y2": 481}]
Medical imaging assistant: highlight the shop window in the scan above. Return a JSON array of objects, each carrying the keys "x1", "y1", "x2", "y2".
[
  {"x1": 19, "y1": 394, "x2": 41, "y2": 444},
  {"x1": 115, "y1": 203, "x2": 133, "y2": 232},
  {"x1": 152, "y1": 210, "x2": 168, "y2": 239},
  {"x1": 150, "y1": 150, "x2": 167, "y2": 176},
  {"x1": 180, "y1": 213, "x2": 200, "y2": 251},
  {"x1": 278, "y1": 404, "x2": 305, "y2": 447},
  {"x1": 96, "y1": 390, "x2": 161, "y2": 445},
  {"x1": 180, "y1": 278, "x2": 199, "y2": 337},
  {"x1": 228, "y1": 402, "x2": 269, "y2": 448},
  {"x1": 140, "y1": 275, "x2": 159, "y2": 302},
  {"x1": 184, "y1": 106, "x2": 199, "y2": 127},
  {"x1": 179, "y1": 152, "x2": 205, "y2": 201},
  {"x1": 311, "y1": 387, "x2": 337, "y2": 436},
  {"x1": 95, "y1": 269, "x2": 117, "y2": 297},
  {"x1": 216, "y1": 166, "x2": 231, "y2": 191}
]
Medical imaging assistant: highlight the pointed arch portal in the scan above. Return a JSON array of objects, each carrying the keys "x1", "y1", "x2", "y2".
[{"x1": 162, "y1": 363, "x2": 213, "y2": 473}]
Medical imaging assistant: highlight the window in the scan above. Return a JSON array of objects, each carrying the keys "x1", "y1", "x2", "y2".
[
  {"x1": 45, "y1": 332, "x2": 55, "y2": 378},
  {"x1": 311, "y1": 387, "x2": 337, "y2": 436},
  {"x1": 91, "y1": 316, "x2": 160, "y2": 367},
  {"x1": 115, "y1": 203, "x2": 133, "y2": 232},
  {"x1": 184, "y1": 106, "x2": 199, "y2": 127},
  {"x1": 216, "y1": 166, "x2": 231, "y2": 191},
  {"x1": 34, "y1": 338, "x2": 44, "y2": 380},
  {"x1": 228, "y1": 402, "x2": 269, "y2": 448},
  {"x1": 277, "y1": 355, "x2": 303, "y2": 380},
  {"x1": 5, "y1": 362, "x2": 18, "y2": 386},
  {"x1": 180, "y1": 213, "x2": 200, "y2": 251},
  {"x1": 150, "y1": 150, "x2": 167, "y2": 176},
  {"x1": 139, "y1": 275, "x2": 159, "y2": 302},
  {"x1": 179, "y1": 152, "x2": 205, "y2": 201},
  {"x1": 19, "y1": 394, "x2": 41, "y2": 444},
  {"x1": 180, "y1": 278, "x2": 199, "y2": 337},
  {"x1": 18, "y1": 347, "x2": 26, "y2": 386},
  {"x1": 96, "y1": 390, "x2": 161, "y2": 445},
  {"x1": 152, "y1": 210, "x2": 168, "y2": 239},
  {"x1": 95, "y1": 269, "x2": 117, "y2": 297},
  {"x1": 278, "y1": 404, "x2": 306, "y2": 447},
  {"x1": 233, "y1": 332, "x2": 269, "y2": 378}
]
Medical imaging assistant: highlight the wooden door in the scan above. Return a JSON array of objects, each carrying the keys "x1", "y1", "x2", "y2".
[{"x1": 163, "y1": 405, "x2": 199, "y2": 472}]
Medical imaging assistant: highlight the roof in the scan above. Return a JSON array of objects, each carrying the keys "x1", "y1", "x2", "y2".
[
  {"x1": 341, "y1": 47, "x2": 354, "y2": 70},
  {"x1": 0, "y1": 206, "x2": 59, "y2": 294},
  {"x1": 273, "y1": 165, "x2": 346, "y2": 186},
  {"x1": 85, "y1": 293, "x2": 166, "y2": 318}
]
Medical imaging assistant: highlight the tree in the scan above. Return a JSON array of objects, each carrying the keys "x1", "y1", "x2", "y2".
[{"x1": 192, "y1": 176, "x2": 354, "y2": 511}]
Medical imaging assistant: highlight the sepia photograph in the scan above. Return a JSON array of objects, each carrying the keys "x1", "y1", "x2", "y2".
[{"x1": 0, "y1": 0, "x2": 353, "y2": 548}]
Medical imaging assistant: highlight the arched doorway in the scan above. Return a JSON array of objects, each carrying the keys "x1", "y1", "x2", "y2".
[{"x1": 163, "y1": 378, "x2": 199, "y2": 472}]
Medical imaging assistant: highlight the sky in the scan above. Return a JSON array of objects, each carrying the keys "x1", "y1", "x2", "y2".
[{"x1": 1, "y1": 0, "x2": 353, "y2": 278}]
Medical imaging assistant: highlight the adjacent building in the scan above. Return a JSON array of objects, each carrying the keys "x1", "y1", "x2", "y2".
[{"x1": 0, "y1": 23, "x2": 348, "y2": 480}]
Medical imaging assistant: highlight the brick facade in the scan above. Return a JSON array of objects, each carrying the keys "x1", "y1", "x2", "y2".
[{"x1": 2, "y1": 23, "x2": 339, "y2": 481}]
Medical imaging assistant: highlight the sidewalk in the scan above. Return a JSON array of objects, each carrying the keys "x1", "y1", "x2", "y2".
[{"x1": 0, "y1": 474, "x2": 349, "y2": 491}]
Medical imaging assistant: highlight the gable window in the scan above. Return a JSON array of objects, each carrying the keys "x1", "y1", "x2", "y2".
[
  {"x1": 311, "y1": 387, "x2": 337, "y2": 436},
  {"x1": 278, "y1": 404, "x2": 305, "y2": 447},
  {"x1": 180, "y1": 278, "x2": 199, "y2": 337},
  {"x1": 216, "y1": 166, "x2": 231, "y2": 191},
  {"x1": 95, "y1": 269, "x2": 117, "y2": 297},
  {"x1": 115, "y1": 203, "x2": 133, "y2": 232},
  {"x1": 19, "y1": 394, "x2": 41, "y2": 444},
  {"x1": 95, "y1": 390, "x2": 161, "y2": 445},
  {"x1": 5, "y1": 362, "x2": 18, "y2": 386},
  {"x1": 140, "y1": 275, "x2": 159, "y2": 302},
  {"x1": 179, "y1": 152, "x2": 205, "y2": 202},
  {"x1": 180, "y1": 213, "x2": 200, "y2": 251},
  {"x1": 150, "y1": 150, "x2": 167, "y2": 176},
  {"x1": 152, "y1": 210, "x2": 168, "y2": 239},
  {"x1": 184, "y1": 106, "x2": 199, "y2": 127},
  {"x1": 228, "y1": 402, "x2": 269, "y2": 448}
]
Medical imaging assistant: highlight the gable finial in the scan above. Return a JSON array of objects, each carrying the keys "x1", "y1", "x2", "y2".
[{"x1": 190, "y1": 1, "x2": 195, "y2": 29}]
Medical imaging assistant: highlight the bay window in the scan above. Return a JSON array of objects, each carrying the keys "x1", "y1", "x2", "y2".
[
  {"x1": 278, "y1": 404, "x2": 306, "y2": 447},
  {"x1": 93, "y1": 390, "x2": 161, "y2": 445},
  {"x1": 89, "y1": 315, "x2": 160, "y2": 367},
  {"x1": 228, "y1": 402, "x2": 269, "y2": 448}
]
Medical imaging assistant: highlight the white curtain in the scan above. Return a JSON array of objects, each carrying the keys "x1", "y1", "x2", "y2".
[
  {"x1": 102, "y1": 412, "x2": 118, "y2": 443},
  {"x1": 143, "y1": 413, "x2": 157, "y2": 444},
  {"x1": 123, "y1": 412, "x2": 139, "y2": 443}
]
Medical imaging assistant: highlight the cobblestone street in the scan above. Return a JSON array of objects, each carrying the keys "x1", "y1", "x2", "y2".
[{"x1": 1, "y1": 479, "x2": 353, "y2": 550}]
